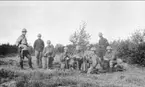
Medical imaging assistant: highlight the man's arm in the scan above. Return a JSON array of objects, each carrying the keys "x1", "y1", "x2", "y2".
[
  {"x1": 15, "y1": 35, "x2": 22, "y2": 47},
  {"x1": 43, "y1": 47, "x2": 46, "y2": 57},
  {"x1": 105, "y1": 38, "x2": 109, "y2": 47},
  {"x1": 33, "y1": 40, "x2": 37, "y2": 50},
  {"x1": 52, "y1": 45, "x2": 55, "y2": 57},
  {"x1": 42, "y1": 40, "x2": 45, "y2": 50}
]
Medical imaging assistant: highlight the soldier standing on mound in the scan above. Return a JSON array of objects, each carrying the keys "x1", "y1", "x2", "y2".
[
  {"x1": 98, "y1": 32, "x2": 109, "y2": 61},
  {"x1": 16, "y1": 28, "x2": 33, "y2": 69}
]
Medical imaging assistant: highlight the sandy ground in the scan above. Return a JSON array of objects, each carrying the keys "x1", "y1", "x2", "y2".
[{"x1": 0, "y1": 56, "x2": 145, "y2": 87}]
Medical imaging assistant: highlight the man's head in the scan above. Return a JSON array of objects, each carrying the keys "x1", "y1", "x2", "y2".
[
  {"x1": 37, "y1": 34, "x2": 41, "y2": 39},
  {"x1": 98, "y1": 32, "x2": 103, "y2": 38},
  {"x1": 64, "y1": 46, "x2": 68, "y2": 52},
  {"x1": 22, "y1": 28, "x2": 27, "y2": 35},
  {"x1": 76, "y1": 45, "x2": 81, "y2": 51},
  {"x1": 47, "y1": 40, "x2": 51, "y2": 46},
  {"x1": 106, "y1": 46, "x2": 112, "y2": 52}
]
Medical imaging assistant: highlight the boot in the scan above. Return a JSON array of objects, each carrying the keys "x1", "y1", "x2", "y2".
[{"x1": 29, "y1": 59, "x2": 33, "y2": 69}]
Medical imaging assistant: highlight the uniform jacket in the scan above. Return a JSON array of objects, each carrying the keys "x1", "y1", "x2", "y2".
[
  {"x1": 73, "y1": 51, "x2": 84, "y2": 59},
  {"x1": 99, "y1": 37, "x2": 109, "y2": 49},
  {"x1": 33, "y1": 38, "x2": 44, "y2": 52},
  {"x1": 88, "y1": 52, "x2": 100, "y2": 67},
  {"x1": 43, "y1": 45, "x2": 55, "y2": 57},
  {"x1": 60, "y1": 52, "x2": 70, "y2": 62},
  {"x1": 16, "y1": 35, "x2": 28, "y2": 50},
  {"x1": 104, "y1": 51, "x2": 116, "y2": 60}
]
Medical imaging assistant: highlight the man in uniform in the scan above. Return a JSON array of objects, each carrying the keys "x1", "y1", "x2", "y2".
[
  {"x1": 87, "y1": 47, "x2": 100, "y2": 74},
  {"x1": 43, "y1": 40, "x2": 55, "y2": 69},
  {"x1": 98, "y1": 32, "x2": 109, "y2": 61},
  {"x1": 104, "y1": 46, "x2": 117, "y2": 72},
  {"x1": 74, "y1": 45, "x2": 84, "y2": 70},
  {"x1": 83, "y1": 44, "x2": 92, "y2": 72},
  {"x1": 33, "y1": 34, "x2": 44, "y2": 68},
  {"x1": 16, "y1": 28, "x2": 33, "y2": 69},
  {"x1": 60, "y1": 46, "x2": 70, "y2": 69}
]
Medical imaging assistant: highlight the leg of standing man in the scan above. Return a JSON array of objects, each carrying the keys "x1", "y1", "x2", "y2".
[
  {"x1": 48, "y1": 57, "x2": 53, "y2": 69},
  {"x1": 20, "y1": 50, "x2": 24, "y2": 69},
  {"x1": 39, "y1": 52, "x2": 43, "y2": 68},
  {"x1": 24, "y1": 50, "x2": 33, "y2": 69},
  {"x1": 35, "y1": 50, "x2": 40, "y2": 68},
  {"x1": 44, "y1": 56, "x2": 48, "y2": 69}
]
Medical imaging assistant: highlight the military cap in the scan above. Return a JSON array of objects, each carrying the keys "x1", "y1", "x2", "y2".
[
  {"x1": 22, "y1": 28, "x2": 27, "y2": 32},
  {"x1": 98, "y1": 32, "x2": 103, "y2": 37},
  {"x1": 47, "y1": 40, "x2": 51, "y2": 44},
  {"x1": 37, "y1": 33, "x2": 41, "y2": 37}
]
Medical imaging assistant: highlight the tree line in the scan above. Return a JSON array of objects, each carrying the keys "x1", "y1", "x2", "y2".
[{"x1": 1, "y1": 21, "x2": 145, "y2": 66}]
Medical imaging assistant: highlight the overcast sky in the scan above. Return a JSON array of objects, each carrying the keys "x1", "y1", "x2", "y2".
[{"x1": 0, "y1": 1, "x2": 145, "y2": 46}]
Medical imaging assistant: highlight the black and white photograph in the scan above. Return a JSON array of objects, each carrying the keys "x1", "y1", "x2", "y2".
[{"x1": 0, "y1": 1, "x2": 145, "y2": 87}]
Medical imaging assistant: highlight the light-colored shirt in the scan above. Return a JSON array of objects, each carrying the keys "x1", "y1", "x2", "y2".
[
  {"x1": 16, "y1": 35, "x2": 28, "y2": 46},
  {"x1": 104, "y1": 51, "x2": 116, "y2": 60},
  {"x1": 43, "y1": 45, "x2": 55, "y2": 57},
  {"x1": 16, "y1": 35, "x2": 28, "y2": 50}
]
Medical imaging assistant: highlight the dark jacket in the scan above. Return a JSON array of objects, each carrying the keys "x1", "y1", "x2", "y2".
[
  {"x1": 33, "y1": 39, "x2": 44, "y2": 52},
  {"x1": 99, "y1": 37, "x2": 109, "y2": 49}
]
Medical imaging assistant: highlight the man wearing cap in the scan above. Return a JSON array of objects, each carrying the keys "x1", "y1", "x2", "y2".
[
  {"x1": 74, "y1": 45, "x2": 84, "y2": 70},
  {"x1": 43, "y1": 40, "x2": 55, "y2": 69},
  {"x1": 87, "y1": 47, "x2": 100, "y2": 74},
  {"x1": 98, "y1": 32, "x2": 109, "y2": 60},
  {"x1": 60, "y1": 46, "x2": 70, "y2": 69},
  {"x1": 83, "y1": 44, "x2": 92, "y2": 72},
  {"x1": 16, "y1": 28, "x2": 33, "y2": 69},
  {"x1": 104, "y1": 46, "x2": 117, "y2": 72},
  {"x1": 33, "y1": 34, "x2": 45, "y2": 68}
]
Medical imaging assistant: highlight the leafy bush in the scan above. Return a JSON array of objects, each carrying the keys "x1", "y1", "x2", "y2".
[{"x1": 111, "y1": 29, "x2": 145, "y2": 66}]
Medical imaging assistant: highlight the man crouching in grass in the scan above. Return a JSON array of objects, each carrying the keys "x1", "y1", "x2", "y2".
[
  {"x1": 43, "y1": 40, "x2": 55, "y2": 70},
  {"x1": 104, "y1": 46, "x2": 126, "y2": 72}
]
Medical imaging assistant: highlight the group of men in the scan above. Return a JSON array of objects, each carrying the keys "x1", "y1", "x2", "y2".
[
  {"x1": 16, "y1": 28, "x2": 55, "y2": 69},
  {"x1": 16, "y1": 28, "x2": 125, "y2": 74}
]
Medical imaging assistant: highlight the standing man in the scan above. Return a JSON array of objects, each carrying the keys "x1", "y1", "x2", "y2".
[
  {"x1": 33, "y1": 34, "x2": 44, "y2": 68},
  {"x1": 16, "y1": 28, "x2": 33, "y2": 69},
  {"x1": 43, "y1": 40, "x2": 55, "y2": 69},
  {"x1": 98, "y1": 32, "x2": 109, "y2": 61}
]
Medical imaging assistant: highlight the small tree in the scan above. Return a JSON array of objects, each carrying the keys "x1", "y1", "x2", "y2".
[
  {"x1": 130, "y1": 29, "x2": 145, "y2": 44},
  {"x1": 69, "y1": 21, "x2": 91, "y2": 51},
  {"x1": 54, "y1": 44, "x2": 64, "y2": 54}
]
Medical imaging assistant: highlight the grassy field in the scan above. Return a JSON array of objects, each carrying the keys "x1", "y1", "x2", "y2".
[{"x1": 0, "y1": 56, "x2": 145, "y2": 87}]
